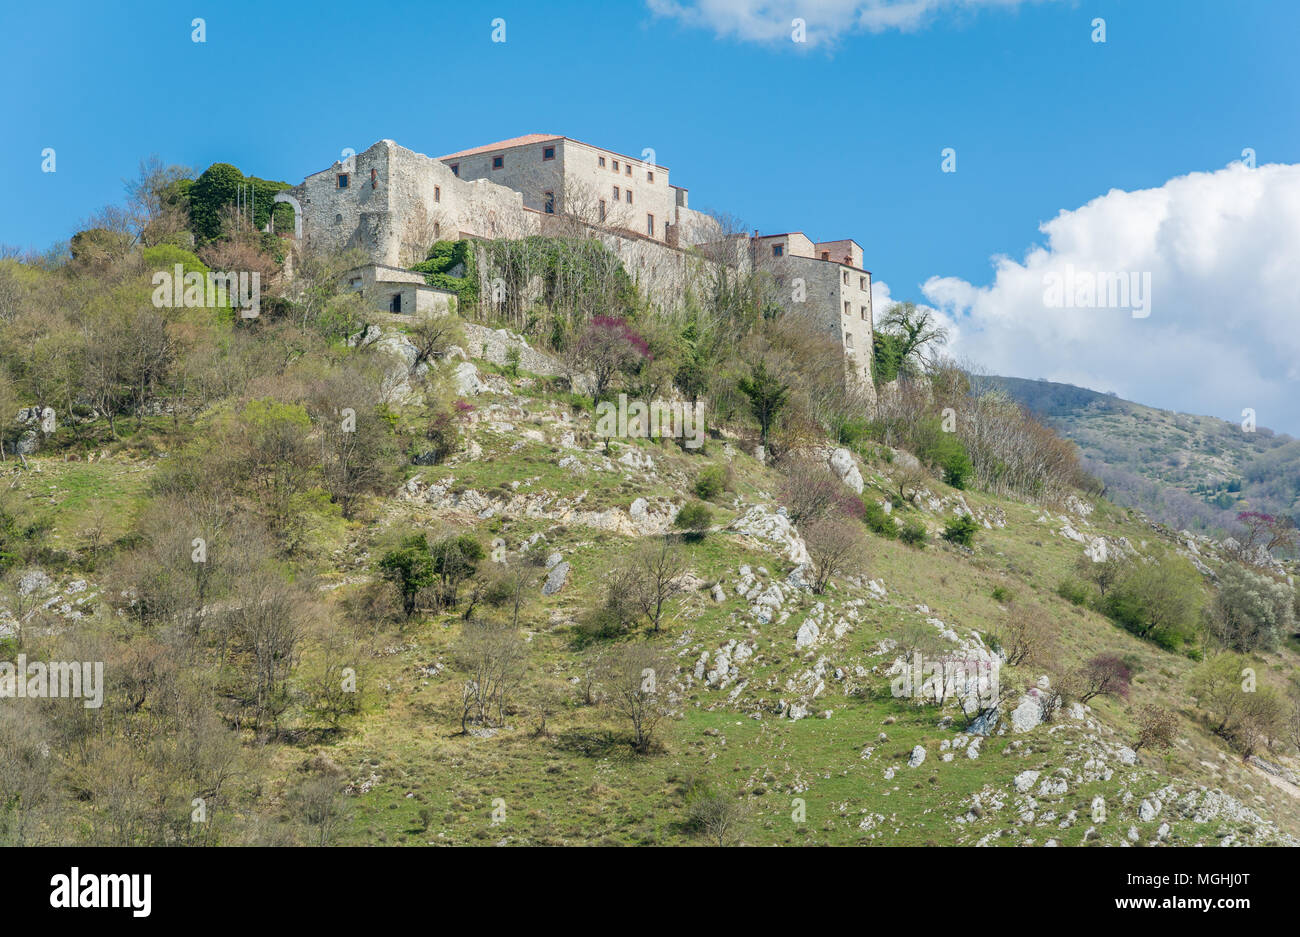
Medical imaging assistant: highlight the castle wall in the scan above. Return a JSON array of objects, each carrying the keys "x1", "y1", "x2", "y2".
[
  {"x1": 287, "y1": 138, "x2": 873, "y2": 404},
  {"x1": 755, "y1": 251, "x2": 875, "y2": 396}
]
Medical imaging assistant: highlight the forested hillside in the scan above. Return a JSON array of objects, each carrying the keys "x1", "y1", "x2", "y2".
[{"x1": 984, "y1": 375, "x2": 1300, "y2": 538}]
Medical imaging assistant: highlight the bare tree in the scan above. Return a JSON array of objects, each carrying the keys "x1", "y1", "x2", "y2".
[
  {"x1": 225, "y1": 569, "x2": 308, "y2": 735},
  {"x1": 779, "y1": 454, "x2": 850, "y2": 525},
  {"x1": 454, "y1": 619, "x2": 529, "y2": 731},
  {"x1": 1071, "y1": 654, "x2": 1131, "y2": 703},
  {"x1": 990, "y1": 603, "x2": 1055, "y2": 667},
  {"x1": 803, "y1": 515, "x2": 865, "y2": 593},
  {"x1": 292, "y1": 773, "x2": 348, "y2": 846},
  {"x1": 892, "y1": 462, "x2": 930, "y2": 506},
  {"x1": 1132, "y1": 704, "x2": 1178, "y2": 754},
  {"x1": 1075, "y1": 551, "x2": 1128, "y2": 597},
  {"x1": 629, "y1": 536, "x2": 688, "y2": 634},
  {"x1": 599, "y1": 643, "x2": 675, "y2": 753},
  {"x1": 125, "y1": 156, "x2": 193, "y2": 247},
  {"x1": 399, "y1": 199, "x2": 446, "y2": 267},
  {"x1": 687, "y1": 788, "x2": 749, "y2": 846},
  {"x1": 407, "y1": 313, "x2": 463, "y2": 374},
  {"x1": 568, "y1": 316, "x2": 649, "y2": 399}
]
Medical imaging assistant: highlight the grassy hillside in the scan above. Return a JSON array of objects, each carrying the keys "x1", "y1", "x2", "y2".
[{"x1": 6, "y1": 350, "x2": 1299, "y2": 847}]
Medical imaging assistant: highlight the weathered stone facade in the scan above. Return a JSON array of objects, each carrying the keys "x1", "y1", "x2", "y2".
[
  {"x1": 751, "y1": 233, "x2": 876, "y2": 404},
  {"x1": 344, "y1": 263, "x2": 457, "y2": 316},
  {"x1": 280, "y1": 137, "x2": 875, "y2": 402},
  {"x1": 439, "y1": 133, "x2": 719, "y2": 249}
]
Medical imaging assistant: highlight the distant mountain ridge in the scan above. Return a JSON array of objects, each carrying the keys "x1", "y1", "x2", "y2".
[{"x1": 980, "y1": 375, "x2": 1300, "y2": 536}]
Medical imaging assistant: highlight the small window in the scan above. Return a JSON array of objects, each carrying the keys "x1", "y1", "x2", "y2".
[
  {"x1": 544, "y1": 191, "x2": 555, "y2": 214},
  {"x1": 772, "y1": 244, "x2": 783, "y2": 257},
  {"x1": 612, "y1": 160, "x2": 619, "y2": 172},
  {"x1": 647, "y1": 170, "x2": 654, "y2": 183},
  {"x1": 450, "y1": 164, "x2": 460, "y2": 177},
  {"x1": 543, "y1": 146, "x2": 555, "y2": 161},
  {"x1": 598, "y1": 156, "x2": 606, "y2": 168},
  {"x1": 492, "y1": 155, "x2": 504, "y2": 170},
  {"x1": 861, "y1": 306, "x2": 869, "y2": 320},
  {"x1": 626, "y1": 189, "x2": 633, "y2": 204},
  {"x1": 337, "y1": 173, "x2": 349, "y2": 188},
  {"x1": 434, "y1": 222, "x2": 440, "y2": 238},
  {"x1": 859, "y1": 276, "x2": 866, "y2": 290},
  {"x1": 820, "y1": 251, "x2": 829, "y2": 260},
  {"x1": 646, "y1": 214, "x2": 654, "y2": 236},
  {"x1": 842, "y1": 271, "x2": 849, "y2": 285},
  {"x1": 613, "y1": 185, "x2": 620, "y2": 200},
  {"x1": 844, "y1": 301, "x2": 851, "y2": 316},
  {"x1": 599, "y1": 200, "x2": 606, "y2": 222},
  {"x1": 370, "y1": 168, "x2": 377, "y2": 188},
  {"x1": 845, "y1": 333, "x2": 854, "y2": 348},
  {"x1": 434, "y1": 185, "x2": 441, "y2": 203},
  {"x1": 390, "y1": 294, "x2": 402, "y2": 313},
  {"x1": 625, "y1": 164, "x2": 631, "y2": 176}
]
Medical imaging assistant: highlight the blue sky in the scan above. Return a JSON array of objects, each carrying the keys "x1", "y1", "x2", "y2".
[{"x1": 3, "y1": 0, "x2": 1298, "y2": 429}]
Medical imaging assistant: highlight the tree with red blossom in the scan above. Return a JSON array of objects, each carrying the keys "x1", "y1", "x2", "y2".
[
  {"x1": 571, "y1": 316, "x2": 651, "y2": 398},
  {"x1": 1071, "y1": 654, "x2": 1131, "y2": 703}
]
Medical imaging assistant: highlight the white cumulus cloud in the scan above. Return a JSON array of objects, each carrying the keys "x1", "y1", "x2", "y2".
[
  {"x1": 877, "y1": 161, "x2": 1300, "y2": 433},
  {"x1": 647, "y1": 0, "x2": 1055, "y2": 46}
]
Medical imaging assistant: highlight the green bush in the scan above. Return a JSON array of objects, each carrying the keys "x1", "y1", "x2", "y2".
[
  {"x1": 141, "y1": 244, "x2": 207, "y2": 275},
  {"x1": 832, "y1": 415, "x2": 874, "y2": 452},
  {"x1": 942, "y1": 514, "x2": 979, "y2": 547},
  {"x1": 941, "y1": 446, "x2": 974, "y2": 489},
  {"x1": 186, "y1": 162, "x2": 293, "y2": 242},
  {"x1": 862, "y1": 499, "x2": 898, "y2": 539},
  {"x1": 674, "y1": 501, "x2": 713, "y2": 539},
  {"x1": 1056, "y1": 579, "x2": 1090, "y2": 606},
  {"x1": 412, "y1": 240, "x2": 479, "y2": 308},
  {"x1": 1099, "y1": 554, "x2": 1203, "y2": 651},
  {"x1": 899, "y1": 519, "x2": 927, "y2": 547},
  {"x1": 913, "y1": 421, "x2": 972, "y2": 490},
  {"x1": 991, "y1": 585, "x2": 1014, "y2": 603},
  {"x1": 694, "y1": 464, "x2": 727, "y2": 501}
]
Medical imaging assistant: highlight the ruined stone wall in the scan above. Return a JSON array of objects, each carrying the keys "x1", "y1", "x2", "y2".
[{"x1": 288, "y1": 140, "x2": 540, "y2": 268}]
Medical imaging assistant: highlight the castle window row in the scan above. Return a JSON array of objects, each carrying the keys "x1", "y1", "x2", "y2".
[{"x1": 598, "y1": 154, "x2": 653, "y2": 182}]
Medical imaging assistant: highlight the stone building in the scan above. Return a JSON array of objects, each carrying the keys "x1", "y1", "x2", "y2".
[
  {"x1": 278, "y1": 139, "x2": 536, "y2": 269},
  {"x1": 276, "y1": 136, "x2": 876, "y2": 397},
  {"x1": 438, "y1": 134, "x2": 720, "y2": 248},
  {"x1": 343, "y1": 263, "x2": 457, "y2": 316},
  {"x1": 750, "y1": 233, "x2": 875, "y2": 388}
]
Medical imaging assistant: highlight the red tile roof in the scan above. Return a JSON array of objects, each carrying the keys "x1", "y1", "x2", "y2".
[
  {"x1": 438, "y1": 134, "x2": 668, "y2": 170},
  {"x1": 438, "y1": 134, "x2": 564, "y2": 160}
]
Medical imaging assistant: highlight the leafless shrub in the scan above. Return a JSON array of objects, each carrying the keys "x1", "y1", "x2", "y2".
[
  {"x1": 599, "y1": 643, "x2": 675, "y2": 753},
  {"x1": 455, "y1": 619, "x2": 529, "y2": 731}
]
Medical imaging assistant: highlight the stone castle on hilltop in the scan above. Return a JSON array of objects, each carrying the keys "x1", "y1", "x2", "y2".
[{"x1": 274, "y1": 135, "x2": 875, "y2": 397}]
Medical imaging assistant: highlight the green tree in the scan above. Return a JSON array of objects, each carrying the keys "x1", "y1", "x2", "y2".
[
  {"x1": 736, "y1": 359, "x2": 789, "y2": 447},
  {"x1": 1206, "y1": 561, "x2": 1296, "y2": 652},
  {"x1": 430, "y1": 534, "x2": 485, "y2": 610},
  {"x1": 673, "y1": 501, "x2": 713, "y2": 540},
  {"x1": 874, "y1": 301, "x2": 948, "y2": 379},
  {"x1": 1103, "y1": 554, "x2": 1203, "y2": 650},
  {"x1": 942, "y1": 513, "x2": 979, "y2": 547},
  {"x1": 378, "y1": 534, "x2": 436, "y2": 619}
]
